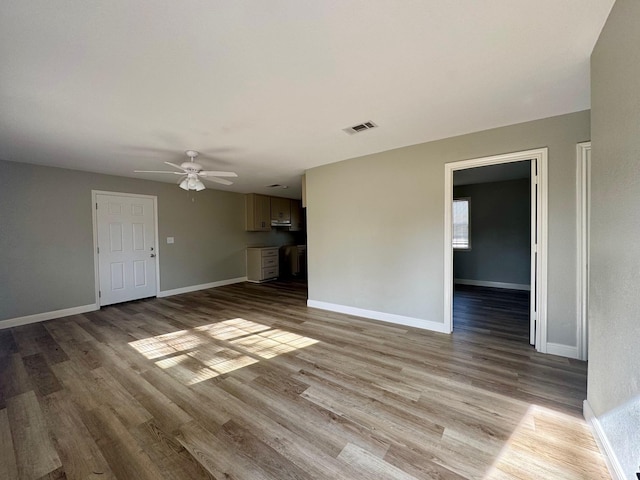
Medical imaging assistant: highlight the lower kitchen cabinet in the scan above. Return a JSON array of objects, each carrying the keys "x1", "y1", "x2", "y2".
[{"x1": 246, "y1": 247, "x2": 279, "y2": 282}]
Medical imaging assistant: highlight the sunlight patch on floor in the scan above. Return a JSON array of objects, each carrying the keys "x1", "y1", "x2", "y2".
[
  {"x1": 230, "y1": 328, "x2": 319, "y2": 359},
  {"x1": 129, "y1": 318, "x2": 318, "y2": 385},
  {"x1": 194, "y1": 317, "x2": 272, "y2": 340},
  {"x1": 484, "y1": 404, "x2": 609, "y2": 479},
  {"x1": 128, "y1": 330, "x2": 203, "y2": 359}
]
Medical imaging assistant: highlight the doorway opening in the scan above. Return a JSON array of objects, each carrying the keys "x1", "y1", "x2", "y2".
[
  {"x1": 452, "y1": 161, "x2": 532, "y2": 344},
  {"x1": 444, "y1": 148, "x2": 548, "y2": 353}
]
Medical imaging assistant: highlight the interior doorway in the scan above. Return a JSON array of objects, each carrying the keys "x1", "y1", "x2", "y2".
[
  {"x1": 444, "y1": 148, "x2": 548, "y2": 353},
  {"x1": 452, "y1": 160, "x2": 532, "y2": 343}
]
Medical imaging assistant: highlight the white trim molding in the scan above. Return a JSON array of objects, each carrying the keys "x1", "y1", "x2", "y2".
[
  {"x1": 307, "y1": 300, "x2": 449, "y2": 334},
  {"x1": 444, "y1": 148, "x2": 549, "y2": 354},
  {"x1": 0, "y1": 303, "x2": 99, "y2": 330},
  {"x1": 158, "y1": 276, "x2": 247, "y2": 298},
  {"x1": 454, "y1": 279, "x2": 530, "y2": 291},
  {"x1": 583, "y1": 400, "x2": 625, "y2": 480},
  {"x1": 576, "y1": 142, "x2": 591, "y2": 361},
  {"x1": 0, "y1": 276, "x2": 249, "y2": 329}
]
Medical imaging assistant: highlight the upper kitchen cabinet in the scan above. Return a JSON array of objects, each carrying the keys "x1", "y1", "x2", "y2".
[
  {"x1": 270, "y1": 196, "x2": 291, "y2": 226},
  {"x1": 289, "y1": 199, "x2": 304, "y2": 231},
  {"x1": 245, "y1": 193, "x2": 271, "y2": 231}
]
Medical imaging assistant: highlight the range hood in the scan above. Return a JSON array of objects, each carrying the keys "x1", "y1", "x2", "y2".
[{"x1": 271, "y1": 219, "x2": 292, "y2": 227}]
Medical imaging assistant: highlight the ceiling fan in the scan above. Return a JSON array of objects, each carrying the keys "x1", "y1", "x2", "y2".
[{"x1": 134, "y1": 150, "x2": 238, "y2": 191}]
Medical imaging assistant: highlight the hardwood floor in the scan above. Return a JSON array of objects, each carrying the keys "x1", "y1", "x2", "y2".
[
  {"x1": 453, "y1": 285, "x2": 530, "y2": 343},
  {"x1": 1, "y1": 281, "x2": 609, "y2": 479}
]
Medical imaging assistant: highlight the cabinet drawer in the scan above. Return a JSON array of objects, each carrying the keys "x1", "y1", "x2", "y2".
[
  {"x1": 262, "y1": 256, "x2": 278, "y2": 268},
  {"x1": 262, "y1": 267, "x2": 278, "y2": 279},
  {"x1": 262, "y1": 248, "x2": 278, "y2": 258}
]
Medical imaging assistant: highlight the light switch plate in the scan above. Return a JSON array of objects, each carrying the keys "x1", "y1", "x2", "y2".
[{"x1": 167, "y1": 237, "x2": 174, "y2": 244}]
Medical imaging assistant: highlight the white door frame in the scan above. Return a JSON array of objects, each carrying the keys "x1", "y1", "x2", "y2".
[
  {"x1": 576, "y1": 142, "x2": 591, "y2": 360},
  {"x1": 444, "y1": 148, "x2": 549, "y2": 353},
  {"x1": 91, "y1": 190, "x2": 161, "y2": 307},
  {"x1": 529, "y1": 159, "x2": 538, "y2": 345}
]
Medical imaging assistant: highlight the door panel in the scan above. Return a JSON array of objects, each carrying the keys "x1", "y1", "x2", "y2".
[
  {"x1": 109, "y1": 223, "x2": 123, "y2": 251},
  {"x1": 132, "y1": 222, "x2": 145, "y2": 251},
  {"x1": 97, "y1": 194, "x2": 157, "y2": 306},
  {"x1": 133, "y1": 260, "x2": 147, "y2": 287},
  {"x1": 110, "y1": 263, "x2": 125, "y2": 290}
]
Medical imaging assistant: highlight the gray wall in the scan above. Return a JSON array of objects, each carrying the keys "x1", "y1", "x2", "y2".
[
  {"x1": 453, "y1": 178, "x2": 531, "y2": 286},
  {"x1": 589, "y1": 0, "x2": 640, "y2": 475},
  {"x1": 0, "y1": 159, "x2": 300, "y2": 322},
  {"x1": 307, "y1": 110, "x2": 589, "y2": 347}
]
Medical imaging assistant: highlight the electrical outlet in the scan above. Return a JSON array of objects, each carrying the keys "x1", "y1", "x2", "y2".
[{"x1": 167, "y1": 237, "x2": 174, "y2": 244}]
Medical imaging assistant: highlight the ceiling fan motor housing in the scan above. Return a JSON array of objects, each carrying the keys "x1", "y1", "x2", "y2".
[{"x1": 181, "y1": 162, "x2": 203, "y2": 172}]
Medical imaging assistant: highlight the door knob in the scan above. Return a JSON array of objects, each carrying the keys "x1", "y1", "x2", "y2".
[{"x1": 150, "y1": 254, "x2": 156, "y2": 258}]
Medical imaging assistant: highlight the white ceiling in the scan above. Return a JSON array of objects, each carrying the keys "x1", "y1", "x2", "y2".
[{"x1": 0, "y1": 1, "x2": 613, "y2": 198}]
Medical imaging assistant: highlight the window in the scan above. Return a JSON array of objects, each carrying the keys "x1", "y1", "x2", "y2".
[{"x1": 453, "y1": 198, "x2": 470, "y2": 250}]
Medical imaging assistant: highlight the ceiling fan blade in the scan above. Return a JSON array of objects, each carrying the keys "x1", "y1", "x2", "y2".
[
  {"x1": 164, "y1": 161, "x2": 187, "y2": 171},
  {"x1": 199, "y1": 171, "x2": 238, "y2": 177},
  {"x1": 202, "y1": 176, "x2": 234, "y2": 186},
  {"x1": 134, "y1": 170, "x2": 183, "y2": 174}
]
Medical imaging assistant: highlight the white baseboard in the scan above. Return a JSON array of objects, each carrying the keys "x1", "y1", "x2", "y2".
[
  {"x1": 158, "y1": 276, "x2": 247, "y2": 298},
  {"x1": 0, "y1": 303, "x2": 99, "y2": 330},
  {"x1": 454, "y1": 279, "x2": 531, "y2": 291},
  {"x1": 583, "y1": 400, "x2": 625, "y2": 480},
  {"x1": 545, "y1": 342, "x2": 579, "y2": 359},
  {"x1": 0, "y1": 277, "x2": 247, "y2": 330},
  {"x1": 307, "y1": 299, "x2": 449, "y2": 334}
]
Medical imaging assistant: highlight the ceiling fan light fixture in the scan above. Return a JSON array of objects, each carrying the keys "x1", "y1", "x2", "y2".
[{"x1": 179, "y1": 175, "x2": 206, "y2": 191}]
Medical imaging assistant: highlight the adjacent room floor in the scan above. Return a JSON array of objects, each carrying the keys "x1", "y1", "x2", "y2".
[
  {"x1": 453, "y1": 284, "x2": 530, "y2": 343},
  {"x1": 0, "y1": 281, "x2": 609, "y2": 479}
]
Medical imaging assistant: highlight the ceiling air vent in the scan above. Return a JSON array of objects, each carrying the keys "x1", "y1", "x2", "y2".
[{"x1": 343, "y1": 121, "x2": 378, "y2": 135}]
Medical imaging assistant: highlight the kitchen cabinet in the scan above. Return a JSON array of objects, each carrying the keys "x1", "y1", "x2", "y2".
[
  {"x1": 245, "y1": 194, "x2": 271, "y2": 231},
  {"x1": 247, "y1": 247, "x2": 279, "y2": 282},
  {"x1": 246, "y1": 194, "x2": 305, "y2": 232},
  {"x1": 270, "y1": 197, "x2": 291, "y2": 226},
  {"x1": 289, "y1": 199, "x2": 304, "y2": 231},
  {"x1": 281, "y1": 245, "x2": 306, "y2": 277}
]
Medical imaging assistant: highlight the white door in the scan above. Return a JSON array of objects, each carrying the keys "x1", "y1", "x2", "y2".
[{"x1": 96, "y1": 193, "x2": 157, "y2": 306}]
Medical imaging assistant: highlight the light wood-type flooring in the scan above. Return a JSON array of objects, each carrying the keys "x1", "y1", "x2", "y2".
[{"x1": 0, "y1": 281, "x2": 610, "y2": 479}]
